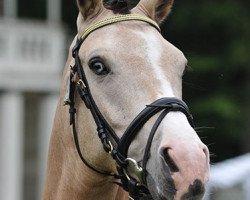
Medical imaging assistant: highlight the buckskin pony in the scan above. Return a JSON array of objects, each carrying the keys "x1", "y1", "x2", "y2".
[{"x1": 42, "y1": 0, "x2": 210, "y2": 199}]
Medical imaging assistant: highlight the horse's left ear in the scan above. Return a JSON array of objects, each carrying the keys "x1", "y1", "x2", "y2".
[
  {"x1": 134, "y1": 0, "x2": 174, "y2": 24},
  {"x1": 76, "y1": 0, "x2": 103, "y2": 20}
]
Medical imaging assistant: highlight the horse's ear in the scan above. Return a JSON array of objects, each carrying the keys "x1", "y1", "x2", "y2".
[
  {"x1": 76, "y1": 0, "x2": 103, "y2": 20},
  {"x1": 135, "y1": 0, "x2": 174, "y2": 24}
]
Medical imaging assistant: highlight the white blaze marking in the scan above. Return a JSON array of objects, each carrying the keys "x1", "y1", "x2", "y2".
[{"x1": 136, "y1": 31, "x2": 175, "y2": 97}]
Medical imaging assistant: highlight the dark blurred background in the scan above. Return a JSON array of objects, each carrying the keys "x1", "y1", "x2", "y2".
[{"x1": 164, "y1": 0, "x2": 250, "y2": 162}]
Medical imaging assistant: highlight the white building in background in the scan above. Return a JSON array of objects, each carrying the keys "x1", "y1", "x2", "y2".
[
  {"x1": 0, "y1": 0, "x2": 66, "y2": 200},
  {"x1": 205, "y1": 153, "x2": 250, "y2": 200}
]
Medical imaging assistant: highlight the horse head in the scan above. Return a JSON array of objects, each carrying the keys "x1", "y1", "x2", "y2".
[{"x1": 43, "y1": 1, "x2": 210, "y2": 200}]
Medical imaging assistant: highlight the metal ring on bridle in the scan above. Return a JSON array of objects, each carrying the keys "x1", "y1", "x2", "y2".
[{"x1": 77, "y1": 79, "x2": 86, "y2": 89}]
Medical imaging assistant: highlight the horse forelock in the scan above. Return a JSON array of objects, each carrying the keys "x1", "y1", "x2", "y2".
[{"x1": 104, "y1": 0, "x2": 130, "y2": 14}]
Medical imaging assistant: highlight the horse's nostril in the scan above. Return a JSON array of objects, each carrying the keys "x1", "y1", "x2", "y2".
[
  {"x1": 161, "y1": 148, "x2": 179, "y2": 173},
  {"x1": 203, "y1": 146, "x2": 209, "y2": 158}
]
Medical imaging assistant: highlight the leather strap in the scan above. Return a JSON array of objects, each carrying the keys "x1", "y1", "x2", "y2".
[{"x1": 118, "y1": 98, "x2": 194, "y2": 158}]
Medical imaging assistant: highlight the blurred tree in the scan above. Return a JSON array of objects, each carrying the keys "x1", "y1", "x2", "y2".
[
  {"x1": 62, "y1": 0, "x2": 78, "y2": 33},
  {"x1": 18, "y1": 0, "x2": 46, "y2": 19},
  {"x1": 161, "y1": 0, "x2": 250, "y2": 161}
]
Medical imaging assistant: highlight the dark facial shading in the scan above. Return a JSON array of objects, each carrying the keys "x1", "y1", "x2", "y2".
[
  {"x1": 104, "y1": 0, "x2": 130, "y2": 14},
  {"x1": 181, "y1": 179, "x2": 205, "y2": 200},
  {"x1": 147, "y1": 173, "x2": 176, "y2": 200}
]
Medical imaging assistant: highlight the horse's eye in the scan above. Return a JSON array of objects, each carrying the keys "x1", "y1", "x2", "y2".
[{"x1": 89, "y1": 59, "x2": 109, "y2": 75}]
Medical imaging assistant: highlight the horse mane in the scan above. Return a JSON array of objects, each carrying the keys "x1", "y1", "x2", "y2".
[{"x1": 104, "y1": 0, "x2": 130, "y2": 14}]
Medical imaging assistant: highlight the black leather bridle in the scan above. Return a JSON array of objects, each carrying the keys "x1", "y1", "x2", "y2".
[{"x1": 64, "y1": 14, "x2": 194, "y2": 200}]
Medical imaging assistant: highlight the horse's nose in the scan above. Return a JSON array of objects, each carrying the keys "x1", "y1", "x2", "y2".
[
  {"x1": 160, "y1": 143, "x2": 209, "y2": 184},
  {"x1": 160, "y1": 143, "x2": 209, "y2": 198},
  {"x1": 160, "y1": 144, "x2": 209, "y2": 173},
  {"x1": 161, "y1": 147, "x2": 180, "y2": 173}
]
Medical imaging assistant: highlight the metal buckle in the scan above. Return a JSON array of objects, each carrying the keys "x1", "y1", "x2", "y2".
[
  {"x1": 108, "y1": 141, "x2": 114, "y2": 155},
  {"x1": 77, "y1": 79, "x2": 86, "y2": 89},
  {"x1": 124, "y1": 158, "x2": 144, "y2": 184}
]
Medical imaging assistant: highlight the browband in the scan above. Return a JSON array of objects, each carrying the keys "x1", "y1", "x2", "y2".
[{"x1": 79, "y1": 14, "x2": 161, "y2": 41}]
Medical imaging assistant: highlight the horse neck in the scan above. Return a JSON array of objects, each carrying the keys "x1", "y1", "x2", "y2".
[{"x1": 42, "y1": 98, "x2": 128, "y2": 200}]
